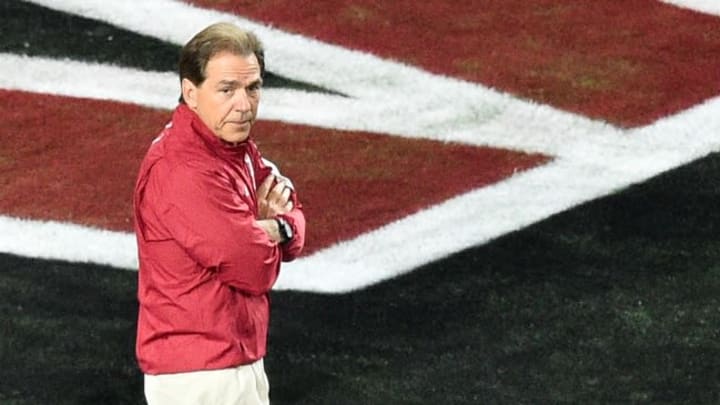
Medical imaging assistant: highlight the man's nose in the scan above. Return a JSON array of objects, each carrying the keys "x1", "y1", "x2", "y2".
[{"x1": 233, "y1": 90, "x2": 251, "y2": 112}]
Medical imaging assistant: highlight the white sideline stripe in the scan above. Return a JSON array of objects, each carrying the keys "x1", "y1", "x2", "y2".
[
  {"x1": 660, "y1": 0, "x2": 720, "y2": 16},
  {"x1": 0, "y1": 54, "x2": 178, "y2": 109},
  {"x1": 0, "y1": 216, "x2": 137, "y2": 269},
  {"x1": 2, "y1": 1, "x2": 719, "y2": 292}
]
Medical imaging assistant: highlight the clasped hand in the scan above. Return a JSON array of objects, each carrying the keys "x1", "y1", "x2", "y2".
[
  {"x1": 256, "y1": 174, "x2": 294, "y2": 220},
  {"x1": 255, "y1": 175, "x2": 294, "y2": 243}
]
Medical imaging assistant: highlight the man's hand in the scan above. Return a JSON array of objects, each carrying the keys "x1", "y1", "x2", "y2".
[
  {"x1": 256, "y1": 219, "x2": 282, "y2": 243},
  {"x1": 256, "y1": 175, "x2": 293, "y2": 220}
]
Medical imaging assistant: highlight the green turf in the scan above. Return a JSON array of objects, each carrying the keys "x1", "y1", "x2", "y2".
[{"x1": 1, "y1": 153, "x2": 720, "y2": 404}]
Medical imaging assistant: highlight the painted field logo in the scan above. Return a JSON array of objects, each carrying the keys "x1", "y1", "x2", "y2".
[{"x1": 1, "y1": 0, "x2": 719, "y2": 292}]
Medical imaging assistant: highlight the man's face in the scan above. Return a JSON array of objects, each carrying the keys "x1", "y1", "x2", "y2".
[{"x1": 183, "y1": 51, "x2": 262, "y2": 144}]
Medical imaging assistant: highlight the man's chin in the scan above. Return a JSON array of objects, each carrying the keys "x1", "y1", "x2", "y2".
[{"x1": 219, "y1": 131, "x2": 251, "y2": 145}]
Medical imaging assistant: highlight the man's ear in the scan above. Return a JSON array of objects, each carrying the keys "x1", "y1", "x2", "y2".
[{"x1": 181, "y1": 78, "x2": 198, "y2": 109}]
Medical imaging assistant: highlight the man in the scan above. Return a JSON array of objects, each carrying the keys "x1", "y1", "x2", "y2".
[{"x1": 133, "y1": 22, "x2": 305, "y2": 405}]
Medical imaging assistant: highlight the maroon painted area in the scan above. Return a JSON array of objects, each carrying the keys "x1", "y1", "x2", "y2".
[
  {"x1": 0, "y1": 90, "x2": 167, "y2": 232},
  {"x1": 253, "y1": 122, "x2": 549, "y2": 254},
  {"x1": 0, "y1": 90, "x2": 548, "y2": 254},
  {"x1": 189, "y1": 0, "x2": 720, "y2": 127}
]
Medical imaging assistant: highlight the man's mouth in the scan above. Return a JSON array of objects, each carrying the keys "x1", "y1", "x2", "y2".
[{"x1": 227, "y1": 120, "x2": 250, "y2": 128}]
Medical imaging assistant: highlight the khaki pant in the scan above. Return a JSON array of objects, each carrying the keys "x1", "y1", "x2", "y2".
[{"x1": 144, "y1": 359, "x2": 270, "y2": 405}]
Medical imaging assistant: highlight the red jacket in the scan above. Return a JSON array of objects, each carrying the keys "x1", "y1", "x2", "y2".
[{"x1": 133, "y1": 104, "x2": 305, "y2": 374}]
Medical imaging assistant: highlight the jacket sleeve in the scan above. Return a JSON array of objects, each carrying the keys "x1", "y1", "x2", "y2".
[
  {"x1": 255, "y1": 156, "x2": 306, "y2": 262},
  {"x1": 146, "y1": 161, "x2": 281, "y2": 295},
  {"x1": 278, "y1": 197, "x2": 305, "y2": 262}
]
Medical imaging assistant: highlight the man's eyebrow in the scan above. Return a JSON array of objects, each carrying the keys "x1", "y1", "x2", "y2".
[
  {"x1": 217, "y1": 80, "x2": 240, "y2": 87},
  {"x1": 216, "y1": 78, "x2": 263, "y2": 87}
]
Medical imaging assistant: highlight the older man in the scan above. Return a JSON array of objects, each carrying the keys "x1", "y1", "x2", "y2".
[{"x1": 133, "y1": 22, "x2": 305, "y2": 405}]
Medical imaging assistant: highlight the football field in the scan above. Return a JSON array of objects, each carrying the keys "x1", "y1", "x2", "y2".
[{"x1": 1, "y1": 1, "x2": 720, "y2": 403}]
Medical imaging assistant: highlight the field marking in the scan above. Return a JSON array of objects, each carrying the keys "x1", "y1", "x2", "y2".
[
  {"x1": 0, "y1": 51, "x2": 617, "y2": 158},
  {"x1": 660, "y1": 0, "x2": 720, "y2": 16},
  {"x1": 0, "y1": 216, "x2": 137, "y2": 269},
  {"x1": 2, "y1": 1, "x2": 719, "y2": 292},
  {"x1": 20, "y1": 0, "x2": 621, "y2": 157}
]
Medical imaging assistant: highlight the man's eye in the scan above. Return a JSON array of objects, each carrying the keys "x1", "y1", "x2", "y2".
[{"x1": 221, "y1": 88, "x2": 233, "y2": 94}]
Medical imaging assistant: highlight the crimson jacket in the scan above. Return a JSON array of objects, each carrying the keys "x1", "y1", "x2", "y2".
[{"x1": 133, "y1": 104, "x2": 305, "y2": 375}]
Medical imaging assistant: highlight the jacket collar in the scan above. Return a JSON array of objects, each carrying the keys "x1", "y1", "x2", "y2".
[{"x1": 175, "y1": 103, "x2": 251, "y2": 159}]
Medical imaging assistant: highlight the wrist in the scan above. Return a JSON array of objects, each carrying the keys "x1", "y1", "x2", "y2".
[{"x1": 274, "y1": 216, "x2": 293, "y2": 244}]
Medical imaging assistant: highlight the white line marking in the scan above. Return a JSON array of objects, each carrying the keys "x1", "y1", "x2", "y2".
[
  {"x1": 0, "y1": 216, "x2": 137, "y2": 269},
  {"x1": 18, "y1": 0, "x2": 623, "y2": 157},
  {"x1": 0, "y1": 53, "x2": 620, "y2": 157},
  {"x1": 659, "y1": 0, "x2": 720, "y2": 16}
]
